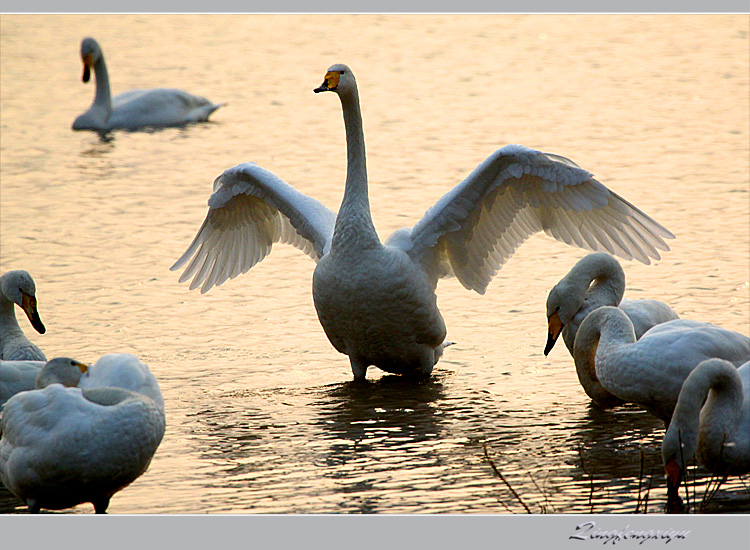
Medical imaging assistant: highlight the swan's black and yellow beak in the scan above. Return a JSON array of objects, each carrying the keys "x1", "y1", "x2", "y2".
[
  {"x1": 21, "y1": 292, "x2": 46, "y2": 334},
  {"x1": 82, "y1": 53, "x2": 94, "y2": 83},
  {"x1": 544, "y1": 311, "x2": 563, "y2": 356},
  {"x1": 314, "y1": 71, "x2": 341, "y2": 93},
  {"x1": 73, "y1": 360, "x2": 89, "y2": 375}
]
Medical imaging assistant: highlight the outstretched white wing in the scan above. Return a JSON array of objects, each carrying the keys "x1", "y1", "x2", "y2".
[
  {"x1": 171, "y1": 163, "x2": 337, "y2": 293},
  {"x1": 389, "y1": 144, "x2": 674, "y2": 294}
]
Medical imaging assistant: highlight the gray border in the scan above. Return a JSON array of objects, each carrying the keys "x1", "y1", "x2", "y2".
[{"x1": 0, "y1": 514, "x2": 749, "y2": 548}]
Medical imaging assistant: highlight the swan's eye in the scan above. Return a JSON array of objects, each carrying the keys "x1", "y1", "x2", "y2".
[
  {"x1": 339, "y1": 70, "x2": 345, "y2": 74},
  {"x1": 555, "y1": 306, "x2": 560, "y2": 312}
]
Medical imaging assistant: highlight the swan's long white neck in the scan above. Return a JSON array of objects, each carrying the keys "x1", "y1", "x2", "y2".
[
  {"x1": 570, "y1": 253, "x2": 626, "y2": 311},
  {"x1": 0, "y1": 291, "x2": 24, "y2": 345},
  {"x1": 664, "y1": 361, "x2": 744, "y2": 469},
  {"x1": 573, "y1": 306, "x2": 636, "y2": 405},
  {"x1": 90, "y1": 53, "x2": 113, "y2": 117},
  {"x1": 331, "y1": 84, "x2": 380, "y2": 253}
]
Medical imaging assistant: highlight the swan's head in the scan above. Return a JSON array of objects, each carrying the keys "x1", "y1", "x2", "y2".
[
  {"x1": 314, "y1": 64, "x2": 357, "y2": 96},
  {"x1": 1, "y1": 270, "x2": 46, "y2": 334},
  {"x1": 35, "y1": 357, "x2": 89, "y2": 389},
  {"x1": 661, "y1": 422, "x2": 697, "y2": 513},
  {"x1": 79, "y1": 37, "x2": 103, "y2": 83},
  {"x1": 544, "y1": 282, "x2": 582, "y2": 355}
]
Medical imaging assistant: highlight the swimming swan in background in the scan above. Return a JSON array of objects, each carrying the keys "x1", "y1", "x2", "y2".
[
  {"x1": 0, "y1": 270, "x2": 46, "y2": 361},
  {"x1": 545, "y1": 252, "x2": 678, "y2": 357},
  {"x1": 172, "y1": 63, "x2": 674, "y2": 381},
  {"x1": 661, "y1": 358, "x2": 750, "y2": 513},
  {"x1": 72, "y1": 37, "x2": 223, "y2": 133},
  {"x1": 573, "y1": 306, "x2": 750, "y2": 420},
  {"x1": 0, "y1": 353, "x2": 165, "y2": 514}
]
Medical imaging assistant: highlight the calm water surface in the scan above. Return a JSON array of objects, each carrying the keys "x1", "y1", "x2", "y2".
[{"x1": 0, "y1": 14, "x2": 748, "y2": 514}]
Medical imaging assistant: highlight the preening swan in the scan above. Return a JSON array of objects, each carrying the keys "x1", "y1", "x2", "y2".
[
  {"x1": 0, "y1": 354, "x2": 165, "y2": 513},
  {"x1": 545, "y1": 252, "x2": 678, "y2": 357},
  {"x1": 33, "y1": 356, "x2": 89, "y2": 390},
  {"x1": 72, "y1": 37, "x2": 223, "y2": 133},
  {"x1": 661, "y1": 359, "x2": 750, "y2": 512},
  {"x1": 0, "y1": 270, "x2": 46, "y2": 361},
  {"x1": 1, "y1": 357, "x2": 87, "y2": 409},
  {"x1": 172, "y1": 64, "x2": 674, "y2": 380},
  {"x1": 573, "y1": 306, "x2": 750, "y2": 420}
]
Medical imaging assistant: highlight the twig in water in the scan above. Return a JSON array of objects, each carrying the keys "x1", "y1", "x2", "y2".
[
  {"x1": 677, "y1": 429, "x2": 693, "y2": 513},
  {"x1": 528, "y1": 470, "x2": 555, "y2": 514},
  {"x1": 577, "y1": 444, "x2": 595, "y2": 514},
  {"x1": 636, "y1": 447, "x2": 645, "y2": 513},
  {"x1": 494, "y1": 497, "x2": 514, "y2": 514},
  {"x1": 642, "y1": 463, "x2": 656, "y2": 514},
  {"x1": 700, "y1": 437, "x2": 730, "y2": 513},
  {"x1": 482, "y1": 442, "x2": 532, "y2": 514}
]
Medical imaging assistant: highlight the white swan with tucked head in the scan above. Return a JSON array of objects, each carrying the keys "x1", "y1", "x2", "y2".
[
  {"x1": 0, "y1": 353, "x2": 165, "y2": 513},
  {"x1": 0, "y1": 270, "x2": 46, "y2": 361},
  {"x1": 545, "y1": 252, "x2": 679, "y2": 357},
  {"x1": 1, "y1": 357, "x2": 86, "y2": 409},
  {"x1": 661, "y1": 359, "x2": 750, "y2": 512},
  {"x1": 172, "y1": 63, "x2": 674, "y2": 380},
  {"x1": 573, "y1": 306, "x2": 750, "y2": 420},
  {"x1": 72, "y1": 37, "x2": 223, "y2": 133}
]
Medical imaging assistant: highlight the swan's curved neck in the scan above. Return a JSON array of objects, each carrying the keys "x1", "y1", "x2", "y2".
[
  {"x1": 666, "y1": 362, "x2": 743, "y2": 468},
  {"x1": 573, "y1": 307, "x2": 636, "y2": 405},
  {"x1": 571, "y1": 253, "x2": 625, "y2": 309},
  {"x1": 573, "y1": 330, "x2": 610, "y2": 403},
  {"x1": 331, "y1": 87, "x2": 379, "y2": 252},
  {"x1": 91, "y1": 55, "x2": 113, "y2": 116}
]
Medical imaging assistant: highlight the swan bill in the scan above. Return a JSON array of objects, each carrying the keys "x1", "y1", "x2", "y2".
[
  {"x1": 82, "y1": 53, "x2": 93, "y2": 83},
  {"x1": 544, "y1": 311, "x2": 563, "y2": 356},
  {"x1": 21, "y1": 292, "x2": 46, "y2": 334},
  {"x1": 73, "y1": 360, "x2": 89, "y2": 375},
  {"x1": 664, "y1": 457, "x2": 685, "y2": 513},
  {"x1": 314, "y1": 70, "x2": 341, "y2": 93}
]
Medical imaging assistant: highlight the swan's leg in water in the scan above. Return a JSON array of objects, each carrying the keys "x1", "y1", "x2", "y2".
[
  {"x1": 93, "y1": 496, "x2": 111, "y2": 514},
  {"x1": 349, "y1": 356, "x2": 368, "y2": 381},
  {"x1": 419, "y1": 350, "x2": 435, "y2": 377},
  {"x1": 27, "y1": 498, "x2": 40, "y2": 514}
]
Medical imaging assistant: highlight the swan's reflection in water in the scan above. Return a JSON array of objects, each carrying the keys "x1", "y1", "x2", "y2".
[
  {"x1": 0, "y1": 485, "x2": 24, "y2": 513},
  {"x1": 309, "y1": 375, "x2": 449, "y2": 513},
  {"x1": 181, "y1": 368, "x2": 749, "y2": 513},
  {"x1": 184, "y1": 371, "x2": 528, "y2": 513},
  {"x1": 554, "y1": 402, "x2": 750, "y2": 513}
]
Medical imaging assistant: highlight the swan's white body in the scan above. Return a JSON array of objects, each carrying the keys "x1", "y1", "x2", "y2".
[
  {"x1": 0, "y1": 271, "x2": 46, "y2": 361},
  {"x1": 662, "y1": 359, "x2": 750, "y2": 511},
  {"x1": 72, "y1": 37, "x2": 222, "y2": 133},
  {"x1": 574, "y1": 306, "x2": 750, "y2": 421},
  {"x1": 172, "y1": 64, "x2": 674, "y2": 380},
  {"x1": 0, "y1": 360, "x2": 45, "y2": 407},
  {"x1": 0, "y1": 353, "x2": 165, "y2": 513},
  {"x1": 545, "y1": 252, "x2": 679, "y2": 358}
]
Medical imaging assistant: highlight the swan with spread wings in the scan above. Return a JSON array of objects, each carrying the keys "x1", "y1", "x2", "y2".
[{"x1": 172, "y1": 64, "x2": 674, "y2": 380}]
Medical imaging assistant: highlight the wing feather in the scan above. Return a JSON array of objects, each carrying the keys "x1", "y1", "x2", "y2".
[
  {"x1": 391, "y1": 145, "x2": 674, "y2": 294},
  {"x1": 172, "y1": 163, "x2": 337, "y2": 293}
]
